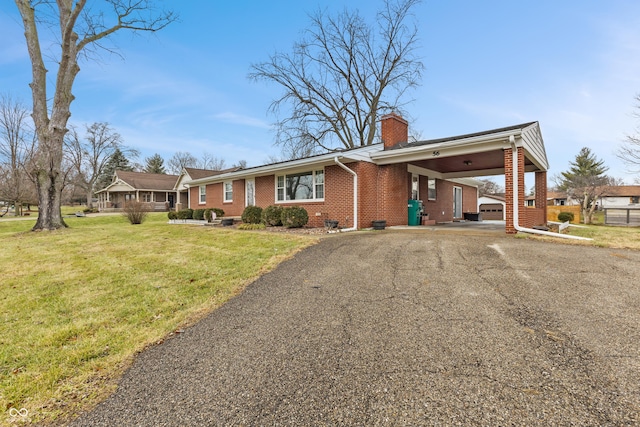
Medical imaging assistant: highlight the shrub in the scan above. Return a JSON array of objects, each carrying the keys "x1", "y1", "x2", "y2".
[
  {"x1": 193, "y1": 209, "x2": 205, "y2": 220},
  {"x1": 122, "y1": 201, "x2": 148, "y2": 225},
  {"x1": 212, "y1": 208, "x2": 224, "y2": 218},
  {"x1": 176, "y1": 208, "x2": 193, "y2": 220},
  {"x1": 262, "y1": 205, "x2": 283, "y2": 226},
  {"x1": 167, "y1": 211, "x2": 178, "y2": 220},
  {"x1": 242, "y1": 206, "x2": 263, "y2": 224},
  {"x1": 557, "y1": 211, "x2": 575, "y2": 222},
  {"x1": 281, "y1": 206, "x2": 309, "y2": 228},
  {"x1": 237, "y1": 223, "x2": 266, "y2": 230}
]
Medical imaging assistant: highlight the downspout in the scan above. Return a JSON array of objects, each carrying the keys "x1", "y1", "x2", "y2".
[
  {"x1": 334, "y1": 157, "x2": 358, "y2": 232},
  {"x1": 509, "y1": 136, "x2": 591, "y2": 241}
]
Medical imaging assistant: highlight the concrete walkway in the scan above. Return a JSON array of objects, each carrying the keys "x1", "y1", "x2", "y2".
[{"x1": 70, "y1": 230, "x2": 640, "y2": 426}]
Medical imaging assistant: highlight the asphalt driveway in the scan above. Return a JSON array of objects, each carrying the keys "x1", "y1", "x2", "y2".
[{"x1": 70, "y1": 230, "x2": 640, "y2": 426}]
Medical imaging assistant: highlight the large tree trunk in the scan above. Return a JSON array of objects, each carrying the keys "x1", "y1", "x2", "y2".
[{"x1": 32, "y1": 133, "x2": 67, "y2": 230}]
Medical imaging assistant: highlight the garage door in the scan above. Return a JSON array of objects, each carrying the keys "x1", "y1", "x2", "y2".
[{"x1": 479, "y1": 203, "x2": 504, "y2": 220}]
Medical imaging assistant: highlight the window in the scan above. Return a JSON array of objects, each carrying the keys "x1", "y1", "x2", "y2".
[
  {"x1": 411, "y1": 174, "x2": 419, "y2": 200},
  {"x1": 199, "y1": 185, "x2": 206, "y2": 204},
  {"x1": 276, "y1": 170, "x2": 324, "y2": 202},
  {"x1": 428, "y1": 178, "x2": 436, "y2": 201},
  {"x1": 631, "y1": 196, "x2": 639, "y2": 204},
  {"x1": 142, "y1": 193, "x2": 152, "y2": 203},
  {"x1": 224, "y1": 182, "x2": 233, "y2": 202}
]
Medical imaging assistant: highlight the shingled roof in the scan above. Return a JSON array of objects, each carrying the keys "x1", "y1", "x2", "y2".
[{"x1": 115, "y1": 171, "x2": 179, "y2": 191}]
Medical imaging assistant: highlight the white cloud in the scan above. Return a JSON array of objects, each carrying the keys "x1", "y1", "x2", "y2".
[{"x1": 212, "y1": 112, "x2": 270, "y2": 129}]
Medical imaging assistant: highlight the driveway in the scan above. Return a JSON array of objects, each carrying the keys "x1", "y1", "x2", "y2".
[{"x1": 70, "y1": 230, "x2": 640, "y2": 426}]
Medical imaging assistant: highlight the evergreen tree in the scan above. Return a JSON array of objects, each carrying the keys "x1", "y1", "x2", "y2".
[
  {"x1": 96, "y1": 148, "x2": 135, "y2": 189},
  {"x1": 558, "y1": 147, "x2": 609, "y2": 224},
  {"x1": 144, "y1": 153, "x2": 166, "y2": 174}
]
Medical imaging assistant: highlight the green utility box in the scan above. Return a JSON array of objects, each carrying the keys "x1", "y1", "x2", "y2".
[{"x1": 408, "y1": 199, "x2": 422, "y2": 226}]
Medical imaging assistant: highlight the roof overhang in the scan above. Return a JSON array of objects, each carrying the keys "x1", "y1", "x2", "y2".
[
  {"x1": 371, "y1": 122, "x2": 548, "y2": 179},
  {"x1": 189, "y1": 145, "x2": 380, "y2": 186}
]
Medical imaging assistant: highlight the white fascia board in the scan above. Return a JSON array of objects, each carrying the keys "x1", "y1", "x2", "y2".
[
  {"x1": 95, "y1": 179, "x2": 134, "y2": 194},
  {"x1": 370, "y1": 131, "x2": 519, "y2": 164},
  {"x1": 448, "y1": 177, "x2": 482, "y2": 187},
  {"x1": 188, "y1": 145, "x2": 380, "y2": 187},
  {"x1": 407, "y1": 164, "x2": 444, "y2": 179}
]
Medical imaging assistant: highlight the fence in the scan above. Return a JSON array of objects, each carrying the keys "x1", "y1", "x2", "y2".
[
  {"x1": 547, "y1": 205, "x2": 581, "y2": 224},
  {"x1": 604, "y1": 208, "x2": 640, "y2": 226}
]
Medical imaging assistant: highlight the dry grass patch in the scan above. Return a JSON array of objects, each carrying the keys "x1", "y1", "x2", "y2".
[
  {"x1": 519, "y1": 223, "x2": 640, "y2": 250},
  {"x1": 0, "y1": 214, "x2": 315, "y2": 425}
]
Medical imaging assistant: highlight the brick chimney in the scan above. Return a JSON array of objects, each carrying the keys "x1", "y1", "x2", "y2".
[{"x1": 381, "y1": 113, "x2": 408, "y2": 149}]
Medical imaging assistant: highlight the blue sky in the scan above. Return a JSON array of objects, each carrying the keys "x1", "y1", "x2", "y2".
[{"x1": 1, "y1": 1, "x2": 640, "y2": 184}]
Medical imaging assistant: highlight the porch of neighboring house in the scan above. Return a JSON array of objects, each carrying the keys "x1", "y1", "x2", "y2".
[{"x1": 96, "y1": 190, "x2": 177, "y2": 212}]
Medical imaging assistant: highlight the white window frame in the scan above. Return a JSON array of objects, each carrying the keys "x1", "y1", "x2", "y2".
[
  {"x1": 223, "y1": 181, "x2": 233, "y2": 203},
  {"x1": 275, "y1": 169, "x2": 324, "y2": 203},
  {"x1": 199, "y1": 185, "x2": 206, "y2": 204},
  {"x1": 427, "y1": 177, "x2": 436, "y2": 201}
]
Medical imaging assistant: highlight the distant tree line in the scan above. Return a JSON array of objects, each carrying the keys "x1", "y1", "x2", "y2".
[{"x1": 0, "y1": 95, "x2": 245, "y2": 214}]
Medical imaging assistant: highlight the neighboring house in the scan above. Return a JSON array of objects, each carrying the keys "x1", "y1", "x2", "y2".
[
  {"x1": 547, "y1": 190, "x2": 572, "y2": 206},
  {"x1": 478, "y1": 194, "x2": 506, "y2": 220},
  {"x1": 174, "y1": 167, "x2": 242, "y2": 211},
  {"x1": 95, "y1": 171, "x2": 180, "y2": 212},
  {"x1": 597, "y1": 186, "x2": 640, "y2": 208},
  {"x1": 186, "y1": 114, "x2": 549, "y2": 234}
]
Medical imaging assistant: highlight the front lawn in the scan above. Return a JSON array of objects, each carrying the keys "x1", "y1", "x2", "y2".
[{"x1": 0, "y1": 213, "x2": 315, "y2": 425}]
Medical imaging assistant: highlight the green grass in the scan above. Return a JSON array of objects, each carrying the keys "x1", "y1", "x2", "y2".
[{"x1": 0, "y1": 213, "x2": 315, "y2": 425}]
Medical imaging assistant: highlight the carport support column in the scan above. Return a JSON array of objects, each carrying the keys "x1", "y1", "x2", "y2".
[
  {"x1": 504, "y1": 147, "x2": 525, "y2": 234},
  {"x1": 535, "y1": 171, "x2": 547, "y2": 224}
]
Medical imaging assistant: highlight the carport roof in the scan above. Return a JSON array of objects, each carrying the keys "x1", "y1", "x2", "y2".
[{"x1": 370, "y1": 121, "x2": 548, "y2": 178}]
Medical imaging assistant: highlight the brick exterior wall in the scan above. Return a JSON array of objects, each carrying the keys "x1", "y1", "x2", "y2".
[{"x1": 190, "y1": 160, "x2": 478, "y2": 228}]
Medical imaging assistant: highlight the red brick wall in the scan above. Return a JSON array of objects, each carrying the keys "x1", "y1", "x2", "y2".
[
  {"x1": 189, "y1": 160, "x2": 478, "y2": 227},
  {"x1": 378, "y1": 163, "x2": 409, "y2": 226}
]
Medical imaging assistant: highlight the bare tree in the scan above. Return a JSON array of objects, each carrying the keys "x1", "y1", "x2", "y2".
[
  {"x1": 0, "y1": 95, "x2": 37, "y2": 215},
  {"x1": 14, "y1": 0, "x2": 176, "y2": 230},
  {"x1": 167, "y1": 151, "x2": 198, "y2": 174},
  {"x1": 250, "y1": 0, "x2": 423, "y2": 153},
  {"x1": 200, "y1": 152, "x2": 227, "y2": 171},
  {"x1": 476, "y1": 178, "x2": 504, "y2": 197},
  {"x1": 618, "y1": 94, "x2": 640, "y2": 177},
  {"x1": 64, "y1": 122, "x2": 135, "y2": 209}
]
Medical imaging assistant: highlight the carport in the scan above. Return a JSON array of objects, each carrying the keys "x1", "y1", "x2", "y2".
[{"x1": 371, "y1": 117, "x2": 549, "y2": 234}]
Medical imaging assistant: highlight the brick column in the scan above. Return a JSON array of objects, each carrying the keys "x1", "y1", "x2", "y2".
[
  {"x1": 535, "y1": 170, "x2": 547, "y2": 224},
  {"x1": 504, "y1": 147, "x2": 525, "y2": 234},
  {"x1": 504, "y1": 148, "x2": 515, "y2": 234}
]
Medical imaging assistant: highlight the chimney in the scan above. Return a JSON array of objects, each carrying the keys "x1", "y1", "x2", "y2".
[{"x1": 381, "y1": 113, "x2": 408, "y2": 149}]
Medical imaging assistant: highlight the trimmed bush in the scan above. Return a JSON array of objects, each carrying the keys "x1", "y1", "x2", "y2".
[
  {"x1": 167, "y1": 211, "x2": 178, "y2": 220},
  {"x1": 557, "y1": 211, "x2": 575, "y2": 222},
  {"x1": 237, "y1": 223, "x2": 266, "y2": 230},
  {"x1": 262, "y1": 205, "x2": 283, "y2": 226},
  {"x1": 193, "y1": 209, "x2": 205, "y2": 220},
  {"x1": 212, "y1": 208, "x2": 224, "y2": 218},
  {"x1": 281, "y1": 206, "x2": 309, "y2": 228},
  {"x1": 242, "y1": 206, "x2": 263, "y2": 224},
  {"x1": 176, "y1": 208, "x2": 193, "y2": 220}
]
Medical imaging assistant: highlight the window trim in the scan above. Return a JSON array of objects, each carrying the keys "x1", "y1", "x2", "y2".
[
  {"x1": 275, "y1": 169, "x2": 325, "y2": 203},
  {"x1": 199, "y1": 185, "x2": 206, "y2": 204},
  {"x1": 223, "y1": 181, "x2": 233, "y2": 203}
]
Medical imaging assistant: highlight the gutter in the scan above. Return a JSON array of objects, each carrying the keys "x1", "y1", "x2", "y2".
[
  {"x1": 334, "y1": 157, "x2": 358, "y2": 232},
  {"x1": 509, "y1": 135, "x2": 591, "y2": 241}
]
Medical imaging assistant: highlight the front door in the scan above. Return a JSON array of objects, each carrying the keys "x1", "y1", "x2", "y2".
[
  {"x1": 245, "y1": 179, "x2": 255, "y2": 207},
  {"x1": 453, "y1": 186, "x2": 462, "y2": 219}
]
